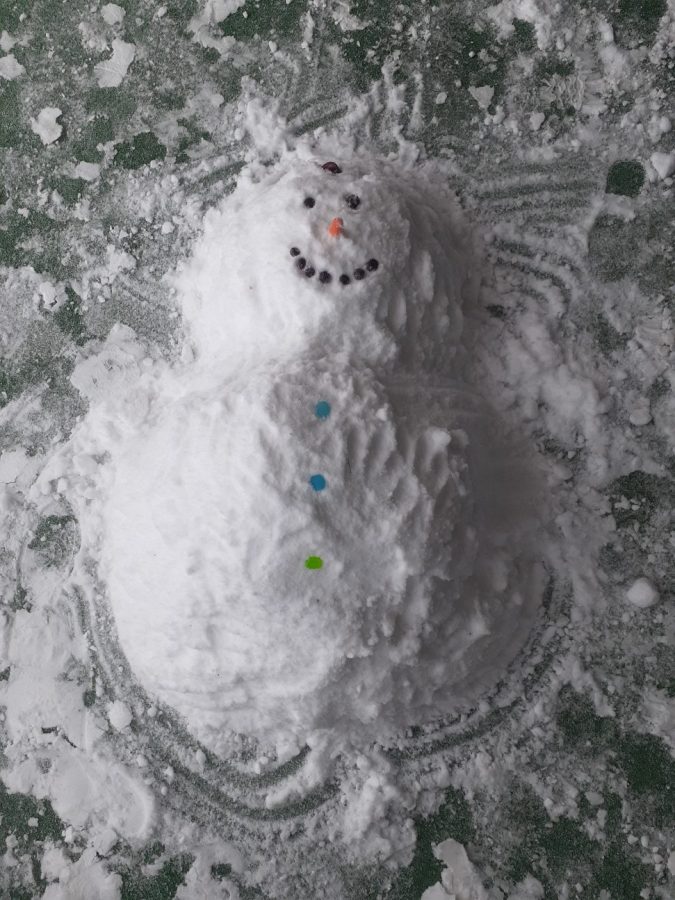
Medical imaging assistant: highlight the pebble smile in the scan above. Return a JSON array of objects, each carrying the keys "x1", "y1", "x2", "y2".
[{"x1": 288, "y1": 246, "x2": 380, "y2": 285}]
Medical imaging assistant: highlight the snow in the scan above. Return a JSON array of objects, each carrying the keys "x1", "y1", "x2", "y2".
[
  {"x1": 597, "y1": 18, "x2": 614, "y2": 44},
  {"x1": 485, "y1": 0, "x2": 554, "y2": 50},
  {"x1": 421, "y1": 886, "x2": 451, "y2": 900},
  {"x1": 625, "y1": 577, "x2": 659, "y2": 609},
  {"x1": 94, "y1": 38, "x2": 135, "y2": 87},
  {"x1": 0, "y1": 30, "x2": 16, "y2": 52},
  {"x1": 508, "y1": 876, "x2": 546, "y2": 899},
  {"x1": 529, "y1": 111, "x2": 545, "y2": 131},
  {"x1": 420, "y1": 838, "x2": 488, "y2": 899},
  {"x1": 100, "y1": 3, "x2": 125, "y2": 25},
  {"x1": 1, "y1": 2, "x2": 674, "y2": 895},
  {"x1": 30, "y1": 107, "x2": 63, "y2": 144},
  {"x1": 187, "y1": 0, "x2": 249, "y2": 53},
  {"x1": 468, "y1": 85, "x2": 494, "y2": 111},
  {"x1": 5, "y1": 735, "x2": 155, "y2": 839},
  {"x1": 104, "y1": 243, "x2": 136, "y2": 278},
  {"x1": 421, "y1": 841, "x2": 543, "y2": 898},
  {"x1": 627, "y1": 397, "x2": 652, "y2": 426},
  {"x1": 47, "y1": 150, "x2": 546, "y2": 762},
  {"x1": 40, "y1": 848, "x2": 122, "y2": 900},
  {"x1": 74, "y1": 161, "x2": 101, "y2": 181},
  {"x1": 650, "y1": 151, "x2": 675, "y2": 181},
  {"x1": 38, "y1": 280, "x2": 61, "y2": 310},
  {"x1": 0, "y1": 53, "x2": 25, "y2": 80},
  {"x1": 107, "y1": 700, "x2": 132, "y2": 730},
  {"x1": 202, "y1": 0, "x2": 247, "y2": 23}
]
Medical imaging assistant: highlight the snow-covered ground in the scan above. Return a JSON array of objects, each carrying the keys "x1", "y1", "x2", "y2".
[{"x1": 0, "y1": 1, "x2": 673, "y2": 898}]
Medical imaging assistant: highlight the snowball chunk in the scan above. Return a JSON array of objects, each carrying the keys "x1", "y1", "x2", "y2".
[
  {"x1": 668, "y1": 849, "x2": 675, "y2": 877},
  {"x1": 530, "y1": 112, "x2": 545, "y2": 131},
  {"x1": 30, "y1": 107, "x2": 62, "y2": 144},
  {"x1": 38, "y1": 280, "x2": 66, "y2": 312},
  {"x1": 627, "y1": 399, "x2": 651, "y2": 427},
  {"x1": 0, "y1": 31, "x2": 17, "y2": 52},
  {"x1": 95, "y1": 39, "x2": 135, "y2": 87},
  {"x1": 107, "y1": 700, "x2": 133, "y2": 730},
  {"x1": 0, "y1": 53, "x2": 24, "y2": 80},
  {"x1": 74, "y1": 161, "x2": 101, "y2": 181},
  {"x1": 101, "y1": 3, "x2": 126, "y2": 24},
  {"x1": 625, "y1": 577, "x2": 659, "y2": 609},
  {"x1": 421, "y1": 839, "x2": 489, "y2": 900},
  {"x1": 650, "y1": 151, "x2": 675, "y2": 181},
  {"x1": 468, "y1": 84, "x2": 494, "y2": 110}
]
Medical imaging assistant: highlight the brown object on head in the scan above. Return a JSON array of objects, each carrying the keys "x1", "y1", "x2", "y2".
[
  {"x1": 328, "y1": 217, "x2": 344, "y2": 237},
  {"x1": 322, "y1": 161, "x2": 342, "y2": 174}
]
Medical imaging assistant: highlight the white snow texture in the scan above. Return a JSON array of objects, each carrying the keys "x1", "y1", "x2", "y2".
[{"x1": 49, "y1": 152, "x2": 545, "y2": 758}]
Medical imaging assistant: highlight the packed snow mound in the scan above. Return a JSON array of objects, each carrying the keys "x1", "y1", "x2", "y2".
[{"x1": 41, "y1": 152, "x2": 546, "y2": 758}]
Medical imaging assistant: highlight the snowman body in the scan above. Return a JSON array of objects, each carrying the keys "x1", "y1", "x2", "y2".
[{"x1": 75, "y1": 156, "x2": 543, "y2": 754}]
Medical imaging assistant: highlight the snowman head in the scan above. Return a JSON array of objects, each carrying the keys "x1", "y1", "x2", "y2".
[
  {"x1": 286, "y1": 160, "x2": 383, "y2": 289},
  {"x1": 177, "y1": 153, "x2": 473, "y2": 375}
]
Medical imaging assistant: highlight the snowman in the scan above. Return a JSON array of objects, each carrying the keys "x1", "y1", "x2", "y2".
[{"x1": 41, "y1": 151, "x2": 545, "y2": 760}]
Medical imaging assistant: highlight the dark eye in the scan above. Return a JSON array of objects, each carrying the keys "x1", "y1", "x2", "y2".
[
  {"x1": 344, "y1": 194, "x2": 361, "y2": 210},
  {"x1": 304, "y1": 197, "x2": 315, "y2": 208}
]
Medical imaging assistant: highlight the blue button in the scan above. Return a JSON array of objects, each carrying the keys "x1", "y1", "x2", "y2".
[
  {"x1": 314, "y1": 400, "x2": 331, "y2": 419},
  {"x1": 309, "y1": 474, "x2": 327, "y2": 491}
]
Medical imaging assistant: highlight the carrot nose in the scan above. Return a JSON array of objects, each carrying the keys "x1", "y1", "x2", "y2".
[{"x1": 328, "y1": 217, "x2": 344, "y2": 237}]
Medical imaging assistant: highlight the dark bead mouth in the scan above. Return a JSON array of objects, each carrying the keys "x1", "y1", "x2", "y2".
[{"x1": 288, "y1": 248, "x2": 380, "y2": 286}]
